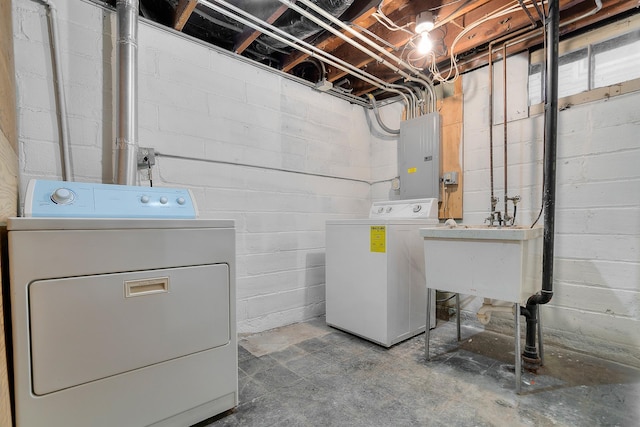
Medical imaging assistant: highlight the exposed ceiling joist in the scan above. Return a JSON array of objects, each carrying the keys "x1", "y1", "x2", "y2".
[
  {"x1": 174, "y1": 0, "x2": 197, "y2": 31},
  {"x1": 111, "y1": 0, "x2": 640, "y2": 104},
  {"x1": 234, "y1": 2, "x2": 292, "y2": 54}
]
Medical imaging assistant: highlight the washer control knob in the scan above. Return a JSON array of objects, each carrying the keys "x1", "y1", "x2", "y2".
[
  {"x1": 159, "y1": 196, "x2": 168, "y2": 205},
  {"x1": 51, "y1": 188, "x2": 74, "y2": 205},
  {"x1": 177, "y1": 197, "x2": 186, "y2": 205},
  {"x1": 377, "y1": 207, "x2": 384, "y2": 213},
  {"x1": 413, "y1": 205, "x2": 422, "y2": 213},
  {"x1": 141, "y1": 195, "x2": 150, "y2": 204},
  {"x1": 386, "y1": 207, "x2": 393, "y2": 213}
]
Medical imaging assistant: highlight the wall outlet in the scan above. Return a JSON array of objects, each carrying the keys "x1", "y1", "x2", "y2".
[
  {"x1": 442, "y1": 171, "x2": 458, "y2": 185},
  {"x1": 137, "y1": 147, "x2": 155, "y2": 168}
]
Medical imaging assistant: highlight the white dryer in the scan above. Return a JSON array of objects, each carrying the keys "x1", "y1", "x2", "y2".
[
  {"x1": 325, "y1": 198, "x2": 439, "y2": 347},
  {"x1": 7, "y1": 180, "x2": 237, "y2": 427}
]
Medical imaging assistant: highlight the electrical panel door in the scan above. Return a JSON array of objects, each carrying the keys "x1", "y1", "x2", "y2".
[{"x1": 398, "y1": 113, "x2": 441, "y2": 200}]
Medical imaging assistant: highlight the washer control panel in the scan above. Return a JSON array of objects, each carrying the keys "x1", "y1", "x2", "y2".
[
  {"x1": 25, "y1": 180, "x2": 198, "y2": 218},
  {"x1": 369, "y1": 198, "x2": 438, "y2": 220}
]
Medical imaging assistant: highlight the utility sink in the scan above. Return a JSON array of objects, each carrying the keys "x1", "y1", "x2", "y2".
[{"x1": 420, "y1": 225, "x2": 543, "y2": 303}]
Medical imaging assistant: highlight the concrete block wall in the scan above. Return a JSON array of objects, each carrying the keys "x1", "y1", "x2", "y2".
[
  {"x1": 369, "y1": 102, "x2": 403, "y2": 201},
  {"x1": 12, "y1": 0, "x2": 383, "y2": 333},
  {"x1": 461, "y1": 59, "x2": 640, "y2": 366}
]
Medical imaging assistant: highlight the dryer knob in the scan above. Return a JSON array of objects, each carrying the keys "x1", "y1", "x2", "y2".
[
  {"x1": 51, "y1": 188, "x2": 74, "y2": 205},
  {"x1": 413, "y1": 205, "x2": 422, "y2": 213},
  {"x1": 141, "y1": 195, "x2": 150, "y2": 204},
  {"x1": 177, "y1": 197, "x2": 186, "y2": 205},
  {"x1": 159, "y1": 196, "x2": 168, "y2": 204}
]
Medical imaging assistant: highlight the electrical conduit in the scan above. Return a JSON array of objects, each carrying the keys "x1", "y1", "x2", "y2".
[
  {"x1": 39, "y1": 0, "x2": 72, "y2": 181},
  {"x1": 201, "y1": 0, "x2": 414, "y2": 113},
  {"x1": 367, "y1": 94, "x2": 400, "y2": 135},
  {"x1": 279, "y1": 0, "x2": 436, "y2": 111}
]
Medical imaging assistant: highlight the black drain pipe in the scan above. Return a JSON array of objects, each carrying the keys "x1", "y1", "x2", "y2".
[{"x1": 522, "y1": 0, "x2": 558, "y2": 370}]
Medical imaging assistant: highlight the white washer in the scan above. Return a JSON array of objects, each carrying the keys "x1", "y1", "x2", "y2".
[
  {"x1": 325, "y1": 198, "x2": 439, "y2": 347},
  {"x1": 7, "y1": 180, "x2": 237, "y2": 427}
]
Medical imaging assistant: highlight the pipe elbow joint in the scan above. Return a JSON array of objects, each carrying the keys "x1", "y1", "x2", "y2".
[{"x1": 526, "y1": 290, "x2": 553, "y2": 307}]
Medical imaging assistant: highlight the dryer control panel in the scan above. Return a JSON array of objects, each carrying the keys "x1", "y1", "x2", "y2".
[{"x1": 25, "y1": 180, "x2": 198, "y2": 218}]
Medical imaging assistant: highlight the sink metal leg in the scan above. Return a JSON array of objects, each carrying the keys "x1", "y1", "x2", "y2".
[
  {"x1": 455, "y1": 293, "x2": 461, "y2": 341},
  {"x1": 538, "y1": 304, "x2": 544, "y2": 366},
  {"x1": 515, "y1": 302, "x2": 522, "y2": 394},
  {"x1": 425, "y1": 287, "x2": 431, "y2": 361}
]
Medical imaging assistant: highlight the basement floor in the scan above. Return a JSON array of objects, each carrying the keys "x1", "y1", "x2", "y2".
[{"x1": 200, "y1": 317, "x2": 640, "y2": 427}]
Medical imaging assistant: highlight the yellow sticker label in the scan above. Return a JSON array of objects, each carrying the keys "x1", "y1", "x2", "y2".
[
  {"x1": 407, "y1": 167, "x2": 417, "y2": 174},
  {"x1": 370, "y1": 226, "x2": 386, "y2": 253}
]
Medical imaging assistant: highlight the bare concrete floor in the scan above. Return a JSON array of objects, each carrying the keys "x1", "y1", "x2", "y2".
[{"x1": 201, "y1": 317, "x2": 640, "y2": 426}]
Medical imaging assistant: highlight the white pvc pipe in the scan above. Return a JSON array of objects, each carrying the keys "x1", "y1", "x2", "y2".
[
  {"x1": 40, "y1": 0, "x2": 72, "y2": 181},
  {"x1": 286, "y1": 0, "x2": 437, "y2": 112},
  {"x1": 201, "y1": 0, "x2": 413, "y2": 109}
]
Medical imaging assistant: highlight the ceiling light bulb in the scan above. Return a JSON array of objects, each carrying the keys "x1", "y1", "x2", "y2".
[
  {"x1": 415, "y1": 11, "x2": 435, "y2": 34},
  {"x1": 418, "y1": 32, "x2": 432, "y2": 54}
]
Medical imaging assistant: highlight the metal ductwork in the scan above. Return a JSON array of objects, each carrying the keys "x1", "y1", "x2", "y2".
[{"x1": 115, "y1": 0, "x2": 139, "y2": 185}]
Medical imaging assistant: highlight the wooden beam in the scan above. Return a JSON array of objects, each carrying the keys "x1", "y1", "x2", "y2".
[
  {"x1": 325, "y1": 4, "x2": 420, "y2": 82},
  {"x1": 323, "y1": 0, "x2": 512, "y2": 91},
  {"x1": 281, "y1": 0, "x2": 408, "y2": 72},
  {"x1": 234, "y1": 3, "x2": 291, "y2": 54},
  {"x1": 174, "y1": 0, "x2": 198, "y2": 31},
  {"x1": 438, "y1": 78, "x2": 463, "y2": 220},
  {"x1": 435, "y1": 0, "x2": 640, "y2": 79}
]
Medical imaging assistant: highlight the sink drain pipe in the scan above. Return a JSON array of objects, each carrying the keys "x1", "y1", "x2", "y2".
[{"x1": 521, "y1": 0, "x2": 558, "y2": 371}]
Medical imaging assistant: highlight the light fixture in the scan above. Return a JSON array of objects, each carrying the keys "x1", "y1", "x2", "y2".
[
  {"x1": 415, "y1": 11, "x2": 434, "y2": 34},
  {"x1": 417, "y1": 32, "x2": 432, "y2": 54},
  {"x1": 415, "y1": 11, "x2": 434, "y2": 54}
]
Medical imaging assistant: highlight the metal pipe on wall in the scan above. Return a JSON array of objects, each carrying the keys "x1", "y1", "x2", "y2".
[
  {"x1": 522, "y1": 0, "x2": 559, "y2": 371},
  {"x1": 40, "y1": 0, "x2": 72, "y2": 181},
  {"x1": 488, "y1": 43, "x2": 496, "y2": 219},
  {"x1": 279, "y1": 0, "x2": 437, "y2": 111},
  {"x1": 503, "y1": 43, "x2": 509, "y2": 223},
  {"x1": 200, "y1": 0, "x2": 414, "y2": 112},
  {"x1": 367, "y1": 94, "x2": 400, "y2": 135},
  {"x1": 115, "y1": 0, "x2": 139, "y2": 186}
]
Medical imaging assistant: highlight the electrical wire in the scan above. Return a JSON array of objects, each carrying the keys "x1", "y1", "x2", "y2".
[
  {"x1": 409, "y1": 0, "x2": 545, "y2": 83},
  {"x1": 147, "y1": 160, "x2": 153, "y2": 187},
  {"x1": 372, "y1": 3, "x2": 415, "y2": 37}
]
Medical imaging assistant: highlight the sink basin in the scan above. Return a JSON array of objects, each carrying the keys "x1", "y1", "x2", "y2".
[{"x1": 420, "y1": 225, "x2": 543, "y2": 303}]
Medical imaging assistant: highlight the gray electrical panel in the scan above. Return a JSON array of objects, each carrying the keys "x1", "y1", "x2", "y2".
[{"x1": 398, "y1": 113, "x2": 441, "y2": 200}]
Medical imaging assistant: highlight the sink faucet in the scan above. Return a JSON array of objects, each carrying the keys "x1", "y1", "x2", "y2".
[
  {"x1": 485, "y1": 197, "x2": 503, "y2": 227},
  {"x1": 486, "y1": 210, "x2": 503, "y2": 227}
]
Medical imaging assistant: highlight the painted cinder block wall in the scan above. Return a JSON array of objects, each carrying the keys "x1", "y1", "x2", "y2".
[
  {"x1": 12, "y1": 0, "x2": 639, "y2": 365},
  {"x1": 457, "y1": 58, "x2": 640, "y2": 365},
  {"x1": 11, "y1": 0, "x2": 388, "y2": 333}
]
